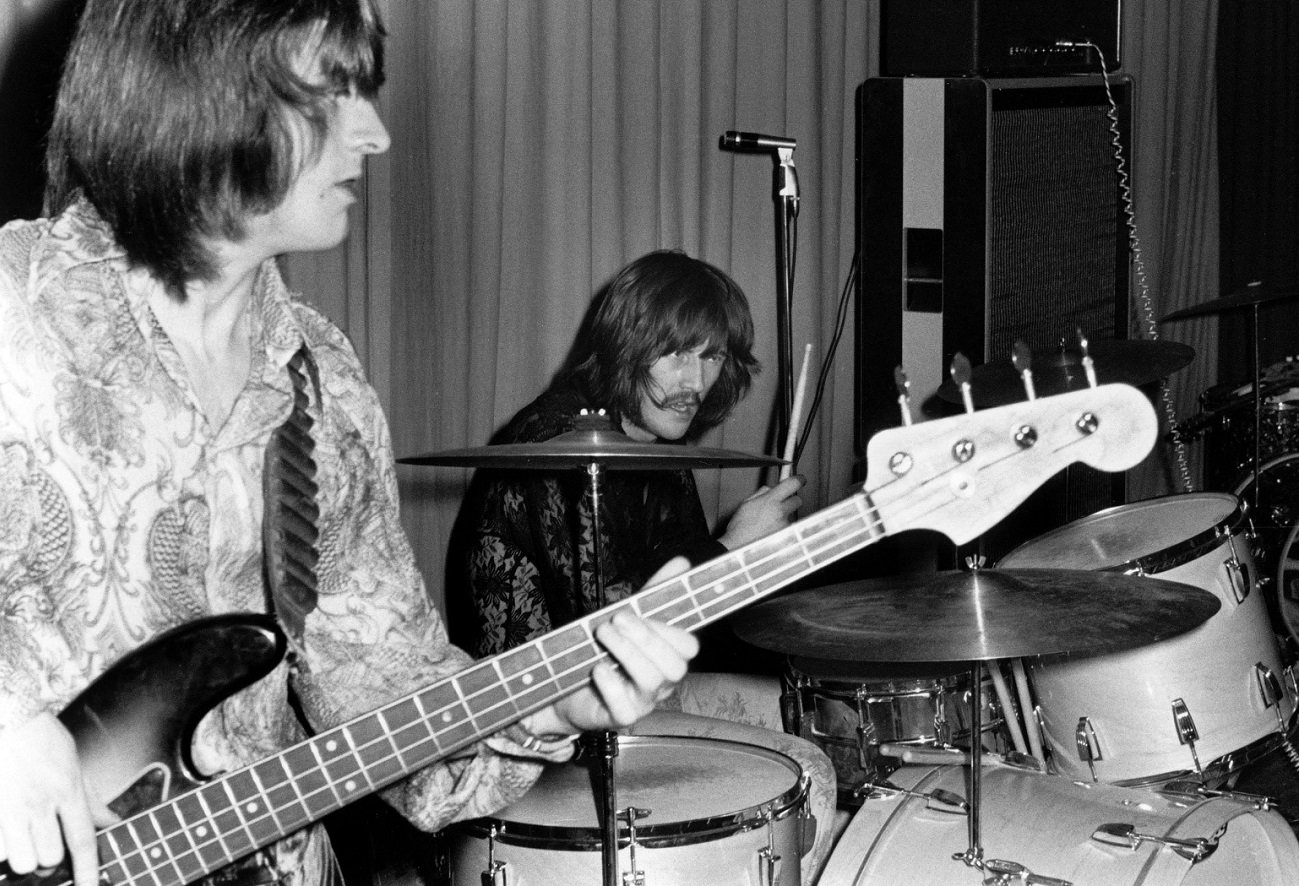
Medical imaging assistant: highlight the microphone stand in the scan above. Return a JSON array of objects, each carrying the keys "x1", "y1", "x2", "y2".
[{"x1": 772, "y1": 146, "x2": 800, "y2": 437}]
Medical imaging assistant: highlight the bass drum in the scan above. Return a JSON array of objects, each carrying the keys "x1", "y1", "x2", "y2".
[
  {"x1": 818, "y1": 761, "x2": 1299, "y2": 885},
  {"x1": 448, "y1": 735, "x2": 809, "y2": 885}
]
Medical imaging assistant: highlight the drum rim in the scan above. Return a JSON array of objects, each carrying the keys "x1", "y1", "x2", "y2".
[
  {"x1": 788, "y1": 667, "x2": 965, "y2": 697},
  {"x1": 997, "y1": 491, "x2": 1246, "y2": 575},
  {"x1": 457, "y1": 735, "x2": 807, "y2": 850}
]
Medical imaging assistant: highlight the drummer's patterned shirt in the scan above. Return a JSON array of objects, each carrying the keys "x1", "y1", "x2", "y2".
[
  {"x1": 454, "y1": 383, "x2": 725, "y2": 657},
  {"x1": 0, "y1": 203, "x2": 572, "y2": 886}
]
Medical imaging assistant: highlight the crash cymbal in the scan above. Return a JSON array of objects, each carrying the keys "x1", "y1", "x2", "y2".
[
  {"x1": 399, "y1": 426, "x2": 785, "y2": 470},
  {"x1": 1160, "y1": 280, "x2": 1299, "y2": 323},
  {"x1": 936, "y1": 339, "x2": 1195, "y2": 408},
  {"x1": 730, "y1": 569, "x2": 1219, "y2": 663}
]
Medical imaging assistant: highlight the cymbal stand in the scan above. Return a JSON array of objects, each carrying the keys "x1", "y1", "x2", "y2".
[
  {"x1": 583, "y1": 458, "x2": 621, "y2": 886},
  {"x1": 953, "y1": 662, "x2": 985, "y2": 871},
  {"x1": 1250, "y1": 301, "x2": 1263, "y2": 514}
]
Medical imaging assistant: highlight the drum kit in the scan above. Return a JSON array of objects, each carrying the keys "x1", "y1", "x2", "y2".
[{"x1": 399, "y1": 306, "x2": 1299, "y2": 885}]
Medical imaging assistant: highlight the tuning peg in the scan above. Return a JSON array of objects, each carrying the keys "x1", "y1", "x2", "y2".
[
  {"x1": 893, "y1": 366, "x2": 914, "y2": 426},
  {"x1": 1076, "y1": 328, "x2": 1099, "y2": 387},
  {"x1": 1011, "y1": 341, "x2": 1036, "y2": 400},
  {"x1": 950, "y1": 353, "x2": 975, "y2": 413}
]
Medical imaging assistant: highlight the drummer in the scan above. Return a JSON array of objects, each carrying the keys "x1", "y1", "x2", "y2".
[{"x1": 451, "y1": 249, "x2": 804, "y2": 657}]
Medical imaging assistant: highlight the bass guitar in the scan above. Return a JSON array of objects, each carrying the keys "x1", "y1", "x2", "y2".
[{"x1": 3, "y1": 382, "x2": 1157, "y2": 886}]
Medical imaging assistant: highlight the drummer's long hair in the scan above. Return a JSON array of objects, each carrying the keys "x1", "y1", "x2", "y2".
[{"x1": 566, "y1": 250, "x2": 759, "y2": 438}]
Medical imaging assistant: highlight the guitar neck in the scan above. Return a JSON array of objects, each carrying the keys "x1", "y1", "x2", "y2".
[{"x1": 89, "y1": 493, "x2": 882, "y2": 886}]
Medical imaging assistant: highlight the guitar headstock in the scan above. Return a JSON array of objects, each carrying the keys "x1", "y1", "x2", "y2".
[{"x1": 863, "y1": 383, "x2": 1157, "y2": 545}]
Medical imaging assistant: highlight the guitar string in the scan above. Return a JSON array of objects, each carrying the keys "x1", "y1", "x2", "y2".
[{"x1": 99, "y1": 418, "x2": 1074, "y2": 886}]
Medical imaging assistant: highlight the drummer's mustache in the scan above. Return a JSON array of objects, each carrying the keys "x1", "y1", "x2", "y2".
[{"x1": 656, "y1": 392, "x2": 702, "y2": 410}]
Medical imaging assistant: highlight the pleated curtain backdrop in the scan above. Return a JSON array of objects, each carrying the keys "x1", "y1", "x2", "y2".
[{"x1": 279, "y1": 0, "x2": 1221, "y2": 619}]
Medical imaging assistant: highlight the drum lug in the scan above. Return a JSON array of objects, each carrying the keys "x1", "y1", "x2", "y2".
[
  {"x1": 795, "y1": 772, "x2": 818, "y2": 856},
  {"x1": 1074, "y1": 717, "x2": 1103, "y2": 783},
  {"x1": 757, "y1": 804, "x2": 785, "y2": 886},
  {"x1": 619, "y1": 807, "x2": 649, "y2": 886},
  {"x1": 1224, "y1": 536, "x2": 1251, "y2": 602},
  {"x1": 854, "y1": 689, "x2": 878, "y2": 770},
  {"x1": 1254, "y1": 662, "x2": 1291, "y2": 734},
  {"x1": 1090, "y1": 821, "x2": 1224, "y2": 863},
  {"x1": 1171, "y1": 698, "x2": 1207, "y2": 780},
  {"x1": 481, "y1": 824, "x2": 507, "y2": 886}
]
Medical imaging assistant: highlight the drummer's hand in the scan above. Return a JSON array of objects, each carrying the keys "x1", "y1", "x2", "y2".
[
  {"x1": 0, "y1": 712, "x2": 117, "y2": 886},
  {"x1": 525, "y1": 558, "x2": 698, "y2": 736},
  {"x1": 719, "y1": 474, "x2": 804, "y2": 550}
]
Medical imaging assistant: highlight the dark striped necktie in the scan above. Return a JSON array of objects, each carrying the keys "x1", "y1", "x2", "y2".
[{"x1": 263, "y1": 346, "x2": 322, "y2": 643}]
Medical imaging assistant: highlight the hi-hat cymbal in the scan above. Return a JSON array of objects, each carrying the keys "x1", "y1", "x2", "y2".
[
  {"x1": 936, "y1": 339, "x2": 1195, "y2": 408},
  {"x1": 399, "y1": 427, "x2": 785, "y2": 470},
  {"x1": 1160, "y1": 280, "x2": 1299, "y2": 323},
  {"x1": 730, "y1": 569, "x2": 1219, "y2": 663}
]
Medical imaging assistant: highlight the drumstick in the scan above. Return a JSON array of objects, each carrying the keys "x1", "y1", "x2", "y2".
[
  {"x1": 780, "y1": 344, "x2": 812, "y2": 481},
  {"x1": 1012, "y1": 658, "x2": 1046, "y2": 764},
  {"x1": 986, "y1": 662, "x2": 1029, "y2": 757}
]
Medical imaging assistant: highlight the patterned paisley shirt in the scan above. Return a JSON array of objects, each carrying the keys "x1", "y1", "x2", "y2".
[
  {"x1": 0, "y1": 203, "x2": 567, "y2": 886},
  {"x1": 453, "y1": 385, "x2": 725, "y2": 657}
]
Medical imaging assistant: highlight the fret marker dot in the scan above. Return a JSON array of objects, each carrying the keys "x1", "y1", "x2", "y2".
[
  {"x1": 196, "y1": 826, "x2": 209, "y2": 837},
  {"x1": 245, "y1": 802, "x2": 260, "y2": 813},
  {"x1": 345, "y1": 779, "x2": 358, "y2": 792},
  {"x1": 522, "y1": 674, "x2": 534, "y2": 686},
  {"x1": 150, "y1": 849, "x2": 162, "y2": 859},
  {"x1": 441, "y1": 712, "x2": 452, "y2": 723},
  {"x1": 326, "y1": 739, "x2": 338, "y2": 752}
]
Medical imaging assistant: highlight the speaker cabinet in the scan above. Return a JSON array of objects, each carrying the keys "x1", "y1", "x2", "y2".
[{"x1": 854, "y1": 76, "x2": 1133, "y2": 563}]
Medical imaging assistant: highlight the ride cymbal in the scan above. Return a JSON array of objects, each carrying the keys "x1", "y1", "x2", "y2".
[
  {"x1": 1160, "y1": 281, "x2": 1299, "y2": 323},
  {"x1": 730, "y1": 568, "x2": 1219, "y2": 663},
  {"x1": 399, "y1": 426, "x2": 785, "y2": 470}
]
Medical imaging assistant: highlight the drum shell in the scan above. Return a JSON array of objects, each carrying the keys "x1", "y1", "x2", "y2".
[
  {"x1": 1204, "y1": 390, "x2": 1299, "y2": 491},
  {"x1": 785, "y1": 658, "x2": 1006, "y2": 805},
  {"x1": 999, "y1": 492, "x2": 1296, "y2": 783},
  {"x1": 448, "y1": 735, "x2": 807, "y2": 885},
  {"x1": 818, "y1": 761, "x2": 1299, "y2": 885}
]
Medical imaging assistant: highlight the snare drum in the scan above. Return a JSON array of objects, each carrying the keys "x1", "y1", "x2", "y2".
[
  {"x1": 449, "y1": 735, "x2": 809, "y2": 885},
  {"x1": 818, "y1": 760, "x2": 1299, "y2": 885},
  {"x1": 999, "y1": 492, "x2": 1297, "y2": 784},
  {"x1": 784, "y1": 657, "x2": 1007, "y2": 806}
]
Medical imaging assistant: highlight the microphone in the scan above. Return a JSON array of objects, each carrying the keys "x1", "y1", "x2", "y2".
[{"x1": 719, "y1": 130, "x2": 797, "y2": 152}]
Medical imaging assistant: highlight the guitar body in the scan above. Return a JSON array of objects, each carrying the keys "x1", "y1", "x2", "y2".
[{"x1": 58, "y1": 614, "x2": 285, "y2": 817}]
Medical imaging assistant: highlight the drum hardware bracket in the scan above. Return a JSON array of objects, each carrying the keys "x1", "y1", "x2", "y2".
[
  {"x1": 795, "y1": 773, "x2": 818, "y2": 855},
  {"x1": 481, "y1": 824, "x2": 507, "y2": 886},
  {"x1": 1170, "y1": 698, "x2": 1207, "y2": 781},
  {"x1": 757, "y1": 802, "x2": 785, "y2": 886},
  {"x1": 1000, "y1": 750, "x2": 1042, "y2": 771},
  {"x1": 1255, "y1": 662, "x2": 1288, "y2": 722},
  {"x1": 617, "y1": 806, "x2": 650, "y2": 886},
  {"x1": 982, "y1": 857, "x2": 1073, "y2": 886},
  {"x1": 1090, "y1": 820, "x2": 1224, "y2": 863},
  {"x1": 853, "y1": 777, "x2": 969, "y2": 813},
  {"x1": 1074, "y1": 716, "x2": 1103, "y2": 782},
  {"x1": 1158, "y1": 780, "x2": 1276, "y2": 811},
  {"x1": 1224, "y1": 534, "x2": 1251, "y2": 602}
]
